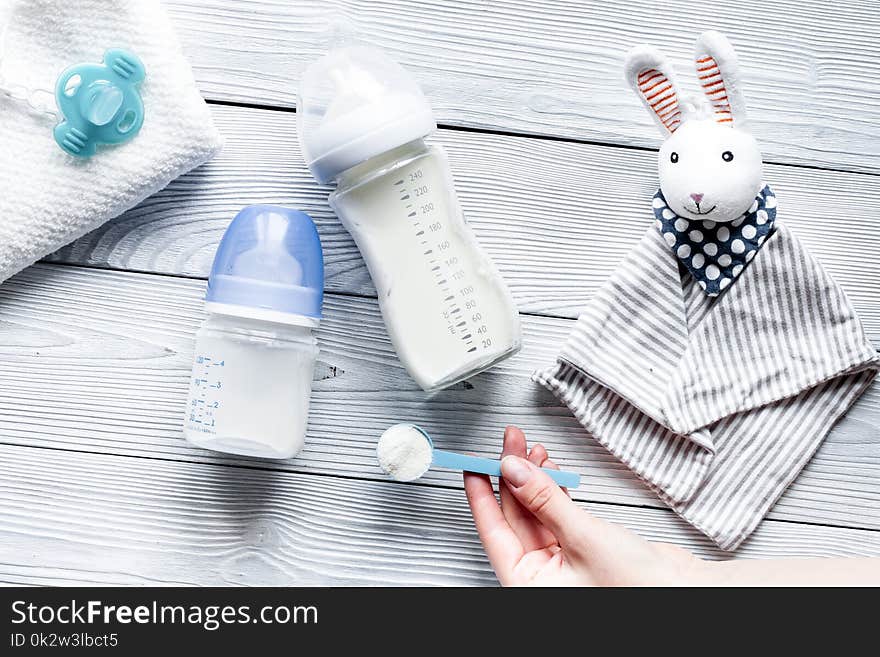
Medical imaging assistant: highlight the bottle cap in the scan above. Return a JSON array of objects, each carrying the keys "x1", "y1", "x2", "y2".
[
  {"x1": 206, "y1": 206, "x2": 324, "y2": 326},
  {"x1": 297, "y1": 45, "x2": 436, "y2": 183}
]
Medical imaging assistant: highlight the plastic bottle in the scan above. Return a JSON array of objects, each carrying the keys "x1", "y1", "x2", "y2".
[
  {"x1": 298, "y1": 46, "x2": 521, "y2": 392},
  {"x1": 183, "y1": 205, "x2": 324, "y2": 459}
]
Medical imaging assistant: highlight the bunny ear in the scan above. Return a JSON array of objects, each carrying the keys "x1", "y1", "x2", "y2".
[
  {"x1": 625, "y1": 45, "x2": 683, "y2": 135},
  {"x1": 694, "y1": 31, "x2": 747, "y2": 127}
]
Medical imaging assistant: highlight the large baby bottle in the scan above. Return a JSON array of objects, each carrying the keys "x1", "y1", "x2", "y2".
[
  {"x1": 183, "y1": 205, "x2": 324, "y2": 459},
  {"x1": 298, "y1": 46, "x2": 521, "y2": 391}
]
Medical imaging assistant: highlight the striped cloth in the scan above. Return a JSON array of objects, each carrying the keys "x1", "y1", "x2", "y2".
[{"x1": 534, "y1": 220, "x2": 879, "y2": 550}]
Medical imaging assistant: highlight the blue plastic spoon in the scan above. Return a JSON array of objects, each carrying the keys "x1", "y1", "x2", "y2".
[{"x1": 377, "y1": 423, "x2": 580, "y2": 489}]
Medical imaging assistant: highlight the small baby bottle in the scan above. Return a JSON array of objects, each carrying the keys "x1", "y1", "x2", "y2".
[
  {"x1": 298, "y1": 46, "x2": 521, "y2": 391},
  {"x1": 183, "y1": 205, "x2": 324, "y2": 459}
]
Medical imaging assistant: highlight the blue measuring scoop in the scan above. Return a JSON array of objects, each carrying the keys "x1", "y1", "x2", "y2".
[{"x1": 382, "y1": 424, "x2": 580, "y2": 488}]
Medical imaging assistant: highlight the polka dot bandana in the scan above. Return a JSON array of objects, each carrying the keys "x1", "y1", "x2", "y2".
[{"x1": 653, "y1": 184, "x2": 777, "y2": 296}]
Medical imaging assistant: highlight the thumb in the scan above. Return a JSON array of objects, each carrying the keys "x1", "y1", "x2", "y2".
[{"x1": 500, "y1": 455, "x2": 592, "y2": 552}]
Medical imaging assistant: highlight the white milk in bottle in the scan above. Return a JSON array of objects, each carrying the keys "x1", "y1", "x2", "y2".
[{"x1": 298, "y1": 46, "x2": 521, "y2": 391}]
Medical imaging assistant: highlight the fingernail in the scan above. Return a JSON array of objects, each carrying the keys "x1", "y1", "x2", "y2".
[{"x1": 501, "y1": 455, "x2": 531, "y2": 487}]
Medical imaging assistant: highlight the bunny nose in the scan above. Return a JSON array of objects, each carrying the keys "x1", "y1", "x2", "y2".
[{"x1": 690, "y1": 193, "x2": 704, "y2": 203}]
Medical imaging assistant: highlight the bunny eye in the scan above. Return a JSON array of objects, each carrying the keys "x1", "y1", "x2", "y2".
[
  {"x1": 722, "y1": 151, "x2": 734, "y2": 162},
  {"x1": 670, "y1": 152, "x2": 679, "y2": 163}
]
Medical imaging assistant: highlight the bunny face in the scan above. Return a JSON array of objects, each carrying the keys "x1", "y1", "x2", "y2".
[
  {"x1": 626, "y1": 32, "x2": 763, "y2": 223},
  {"x1": 659, "y1": 119, "x2": 763, "y2": 222}
]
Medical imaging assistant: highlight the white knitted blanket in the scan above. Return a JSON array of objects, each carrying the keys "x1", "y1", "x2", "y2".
[{"x1": 0, "y1": 0, "x2": 221, "y2": 283}]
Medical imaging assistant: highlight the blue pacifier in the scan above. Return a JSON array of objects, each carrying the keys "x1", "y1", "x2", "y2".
[{"x1": 53, "y1": 49, "x2": 146, "y2": 158}]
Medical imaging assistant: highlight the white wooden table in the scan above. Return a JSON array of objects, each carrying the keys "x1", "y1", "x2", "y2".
[{"x1": 2, "y1": 0, "x2": 879, "y2": 586}]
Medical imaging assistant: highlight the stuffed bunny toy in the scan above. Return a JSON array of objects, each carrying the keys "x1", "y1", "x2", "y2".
[
  {"x1": 625, "y1": 31, "x2": 775, "y2": 295},
  {"x1": 534, "y1": 32, "x2": 878, "y2": 551}
]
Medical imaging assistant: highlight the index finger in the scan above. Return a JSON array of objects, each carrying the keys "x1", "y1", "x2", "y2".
[{"x1": 463, "y1": 471, "x2": 524, "y2": 584}]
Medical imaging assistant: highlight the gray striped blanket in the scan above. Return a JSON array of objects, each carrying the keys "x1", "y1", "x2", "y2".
[{"x1": 534, "y1": 220, "x2": 879, "y2": 550}]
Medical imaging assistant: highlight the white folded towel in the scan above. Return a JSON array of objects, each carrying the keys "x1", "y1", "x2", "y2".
[
  {"x1": 535, "y1": 222, "x2": 879, "y2": 550},
  {"x1": 0, "y1": 0, "x2": 221, "y2": 283}
]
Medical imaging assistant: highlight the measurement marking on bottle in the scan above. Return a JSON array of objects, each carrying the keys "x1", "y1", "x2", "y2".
[
  {"x1": 399, "y1": 168, "x2": 497, "y2": 358},
  {"x1": 189, "y1": 354, "x2": 225, "y2": 433}
]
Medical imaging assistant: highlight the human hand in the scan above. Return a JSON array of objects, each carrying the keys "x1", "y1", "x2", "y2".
[{"x1": 463, "y1": 425, "x2": 708, "y2": 586}]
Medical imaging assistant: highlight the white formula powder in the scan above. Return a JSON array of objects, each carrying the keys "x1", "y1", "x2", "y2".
[{"x1": 377, "y1": 424, "x2": 433, "y2": 481}]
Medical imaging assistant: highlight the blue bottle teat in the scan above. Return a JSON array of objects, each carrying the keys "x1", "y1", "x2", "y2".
[{"x1": 206, "y1": 206, "x2": 324, "y2": 324}]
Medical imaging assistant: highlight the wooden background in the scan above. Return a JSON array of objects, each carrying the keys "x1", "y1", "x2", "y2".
[{"x1": 2, "y1": 0, "x2": 879, "y2": 585}]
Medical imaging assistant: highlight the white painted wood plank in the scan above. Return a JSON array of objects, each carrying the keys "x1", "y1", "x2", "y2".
[
  {"x1": 1, "y1": 264, "x2": 876, "y2": 532},
  {"x1": 164, "y1": 0, "x2": 880, "y2": 172},
  {"x1": 49, "y1": 104, "x2": 880, "y2": 339},
  {"x1": 2, "y1": 443, "x2": 880, "y2": 586}
]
